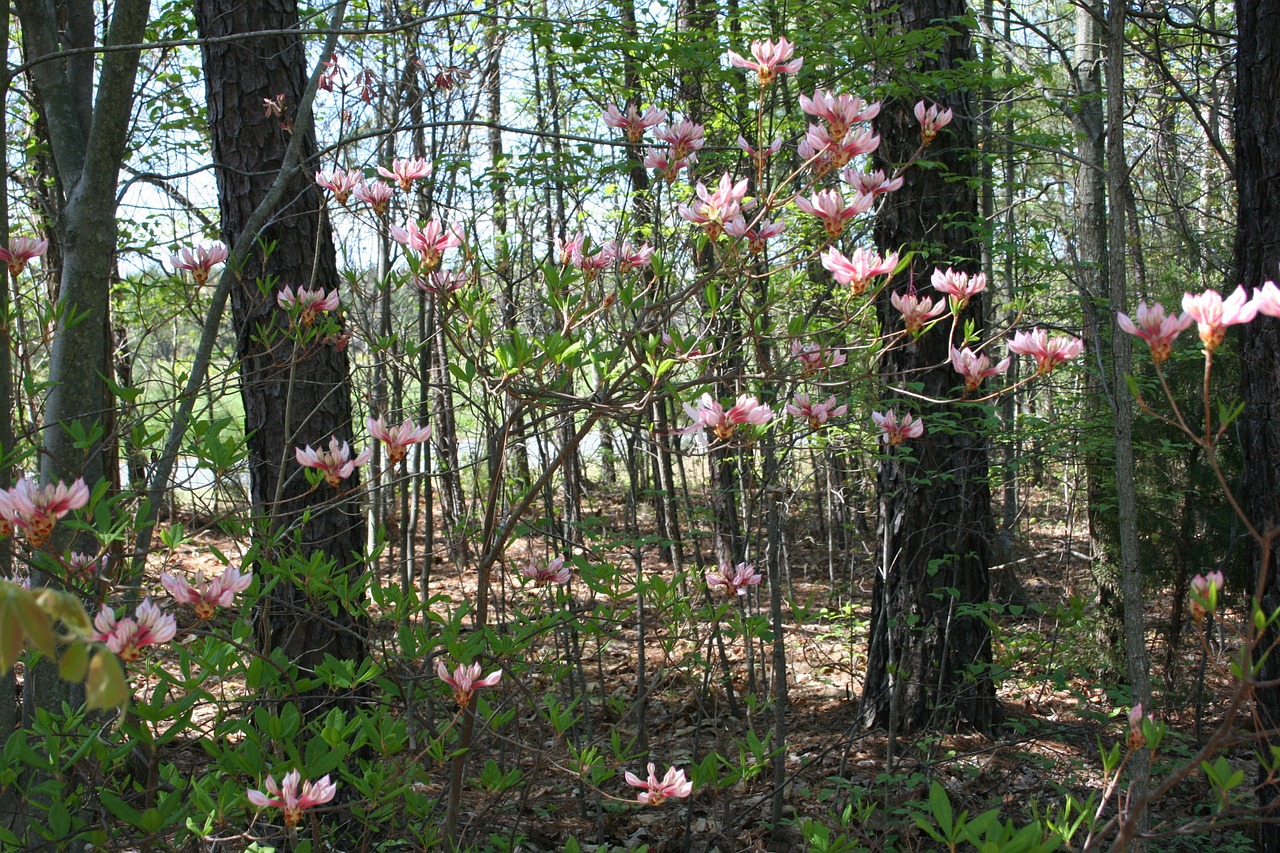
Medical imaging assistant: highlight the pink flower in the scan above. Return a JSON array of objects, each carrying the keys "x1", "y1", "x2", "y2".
[
  {"x1": 682, "y1": 393, "x2": 773, "y2": 442},
  {"x1": 314, "y1": 167, "x2": 364, "y2": 205},
  {"x1": 914, "y1": 100, "x2": 954, "y2": 145},
  {"x1": 890, "y1": 289, "x2": 947, "y2": 335},
  {"x1": 1182, "y1": 286, "x2": 1257, "y2": 353},
  {"x1": 612, "y1": 241, "x2": 654, "y2": 272},
  {"x1": 603, "y1": 104, "x2": 667, "y2": 143},
  {"x1": 625, "y1": 763, "x2": 693, "y2": 806},
  {"x1": 950, "y1": 346, "x2": 1011, "y2": 392},
  {"x1": 67, "y1": 551, "x2": 101, "y2": 578},
  {"x1": 737, "y1": 135, "x2": 783, "y2": 172},
  {"x1": 872, "y1": 409, "x2": 924, "y2": 446},
  {"x1": 377, "y1": 156, "x2": 432, "y2": 191},
  {"x1": 521, "y1": 556, "x2": 571, "y2": 587},
  {"x1": 795, "y1": 189, "x2": 871, "y2": 239},
  {"x1": 160, "y1": 565, "x2": 252, "y2": 620},
  {"x1": 437, "y1": 659, "x2": 502, "y2": 707},
  {"x1": 800, "y1": 90, "x2": 880, "y2": 142},
  {"x1": 0, "y1": 477, "x2": 90, "y2": 547},
  {"x1": 790, "y1": 340, "x2": 846, "y2": 374},
  {"x1": 414, "y1": 269, "x2": 469, "y2": 297},
  {"x1": 1190, "y1": 570, "x2": 1224, "y2": 623},
  {"x1": 1117, "y1": 300, "x2": 1193, "y2": 366},
  {"x1": 678, "y1": 173, "x2": 751, "y2": 240},
  {"x1": 171, "y1": 242, "x2": 229, "y2": 285},
  {"x1": 706, "y1": 561, "x2": 762, "y2": 596},
  {"x1": 368, "y1": 416, "x2": 431, "y2": 465},
  {"x1": 652, "y1": 120, "x2": 706, "y2": 162},
  {"x1": 930, "y1": 267, "x2": 986, "y2": 312},
  {"x1": 724, "y1": 216, "x2": 785, "y2": 254},
  {"x1": 799, "y1": 125, "x2": 880, "y2": 173},
  {"x1": 391, "y1": 219, "x2": 462, "y2": 272},
  {"x1": 821, "y1": 247, "x2": 897, "y2": 294},
  {"x1": 277, "y1": 286, "x2": 340, "y2": 326},
  {"x1": 295, "y1": 437, "x2": 371, "y2": 487},
  {"x1": 785, "y1": 393, "x2": 848, "y2": 429},
  {"x1": 571, "y1": 241, "x2": 615, "y2": 280},
  {"x1": 643, "y1": 147, "x2": 694, "y2": 182},
  {"x1": 0, "y1": 237, "x2": 49, "y2": 276},
  {"x1": 353, "y1": 179, "x2": 395, "y2": 216},
  {"x1": 842, "y1": 167, "x2": 903, "y2": 197},
  {"x1": 247, "y1": 769, "x2": 337, "y2": 827},
  {"x1": 92, "y1": 598, "x2": 177, "y2": 662},
  {"x1": 1253, "y1": 281, "x2": 1280, "y2": 318},
  {"x1": 727, "y1": 37, "x2": 802, "y2": 85},
  {"x1": 1008, "y1": 329, "x2": 1085, "y2": 375}
]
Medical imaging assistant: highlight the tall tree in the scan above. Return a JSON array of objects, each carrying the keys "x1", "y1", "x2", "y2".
[
  {"x1": 1235, "y1": 0, "x2": 1280, "y2": 841},
  {"x1": 195, "y1": 0, "x2": 368, "y2": 710},
  {"x1": 859, "y1": 0, "x2": 997, "y2": 733}
]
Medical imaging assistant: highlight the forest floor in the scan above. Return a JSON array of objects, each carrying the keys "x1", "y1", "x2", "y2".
[{"x1": 148, "y1": 488, "x2": 1259, "y2": 853}]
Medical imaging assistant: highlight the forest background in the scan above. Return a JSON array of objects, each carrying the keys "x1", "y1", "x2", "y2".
[{"x1": 0, "y1": 0, "x2": 1278, "y2": 849}]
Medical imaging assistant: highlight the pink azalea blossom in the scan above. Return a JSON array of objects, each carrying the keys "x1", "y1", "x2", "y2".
[
  {"x1": 950, "y1": 346, "x2": 1011, "y2": 393},
  {"x1": 391, "y1": 219, "x2": 462, "y2": 272},
  {"x1": 799, "y1": 125, "x2": 880, "y2": 173},
  {"x1": 171, "y1": 242, "x2": 229, "y2": 286},
  {"x1": 1253, "y1": 281, "x2": 1280, "y2": 318},
  {"x1": 914, "y1": 100, "x2": 954, "y2": 145},
  {"x1": 790, "y1": 340, "x2": 846, "y2": 374},
  {"x1": 842, "y1": 167, "x2": 903, "y2": 197},
  {"x1": 643, "y1": 147, "x2": 694, "y2": 182},
  {"x1": 821, "y1": 247, "x2": 897, "y2": 294},
  {"x1": 437, "y1": 659, "x2": 502, "y2": 707},
  {"x1": 93, "y1": 597, "x2": 177, "y2": 662},
  {"x1": 314, "y1": 167, "x2": 364, "y2": 204},
  {"x1": 1190, "y1": 570, "x2": 1224, "y2": 623},
  {"x1": 872, "y1": 409, "x2": 924, "y2": 446},
  {"x1": 521, "y1": 556, "x2": 571, "y2": 587},
  {"x1": 800, "y1": 90, "x2": 880, "y2": 142},
  {"x1": 737, "y1": 135, "x2": 783, "y2": 172},
  {"x1": 277, "y1": 286, "x2": 340, "y2": 326},
  {"x1": 67, "y1": 551, "x2": 101, "y2": 578},
  {"x1": 1127, "y1": 704, "x2": 1149, "y2": 751},
  {"x1": 161, "y1": 565, "x2": 252, "y2": 620},
  {"x1": 353, "y1": 179, "x2": 395, "y2": 216},
  {"x1": 785, "y1": 393, "x2": 848, "y2": 429},
  {"x1": 612, "y1": 240, "x2": 654, "y2": 272},
  {"x1": 1182, "y1": 286, "x2": 1258, "y2": 353},
  {"x1": 706, "y1": 561, "x2": 762, "y2": 596},
  {"x1": 247, "y1": 769, "x2": 338, "y2": 828},
  {"x1": 727, "y1": 37, "x2": 802, "y2": 85},
  {"x1": 0, "y1": 237, "x2": 49, "y2": 276},
  {"x1": 682, "y1": 393, "x2": 773, "y2": 442},
  {"x1": 604, "y1": 104, "x2": 667, "y2": 143},
  {"x1": 368, "y1": 416, "x2": 431, "y2": 465},
  {"x1": 1008, "y1": 329, "x2": 1085, "y2": 375},
  {"x1": 295, "y1": 437, "x2": 371, "y2": 487},
  {"x1": 724, "y1": 215, "x2": 785, "y2": 254},
  {"x1": 414, "y1": 269, "x2": 469, "y2": 297},
  {"x1": 377, "y1": 156, "x2": 432, "y2": 191},
  {"x1": 890, "y1": 289, "x2": 947, "y2": 335},
  {"x1": 930, "y1": 267, "x2": 986, "y2": 311},
  {"x1": 652, "y1": 120, "x2": 706, "y2": 163},
  {"x1": 0, "y1": 477, "x2": 90, "y2": 547},
  {"x1": 1117, "y1": 300, "x2": 1193, "y2": 366},
  {"x1": 795, "y1": 189, "x2": 871, "y2": 239},
  {"x1": 678, "y1": 173, "x2": 751, "y2": 240},
  {"x1": 625, "y1": 763, "x2": 693, "y2": 806}
]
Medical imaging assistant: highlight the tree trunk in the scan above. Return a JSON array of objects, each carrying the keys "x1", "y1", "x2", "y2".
[
  {"x1": 1234, "y1": 0, "x2": 1280, "y2": 841},
  {"x1": 196, "y1": 0, "x2": 367, "y2": 711},
  {"x1": 859, "y1": 0, "x2": 996, "y2": 733}
]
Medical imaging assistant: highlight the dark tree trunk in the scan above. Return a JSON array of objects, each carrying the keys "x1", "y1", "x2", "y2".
[
  {"x1": 1235, "y1": 0, "x2": 1280, "y2": 841},
  {"x1": 859, "y1": 0, "x2": 996, "y2": 733},
  {"x1": 196, "y1": 0, "x2": 367, "y2": 708}
]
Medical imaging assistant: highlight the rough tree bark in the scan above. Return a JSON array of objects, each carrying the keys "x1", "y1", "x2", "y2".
[
  {"x1": 859, "y1": 0, "x2": 997, "y2": 733},
  {"x1": 1235, "y1": 0, "x2": 1280, "y2": 842},
  {"x1": 196, "y1": 0, "x2": 367, "y2": 708}
]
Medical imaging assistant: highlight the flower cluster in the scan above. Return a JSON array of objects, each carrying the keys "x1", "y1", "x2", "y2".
[
  {"x1": 727, "y1": 37, "x2": 802, "y2": 85},
  {"x1": 0, "y1": 477, "x2": 90, "y2": 547},
  {"x1": 277, "y1": 286, "x2": 340, "y2": 326},
  {"x1": 248, "y1": 769, "x2": 337, "y2": 827},
  {"x1": 821, "y1": 247, "x2": 897, "y2": 294},
  {"x1": 681, "y1": 393, "x2": 773, "y2": 443},
  {"x1": 171, "y1": 242, "x2": 228, "y2": 285},
  {"x1": 1007, "y1": 329, "x2": 1085, "y2": 376},
  {"x1": 791, "y1": 340, "x2": 846, "y2": 374},
  {"x1": 295, "y1": 437, "x2": 371, "y2": 487},
  {"x1": 93, "y1": 598, "x2": 177, "y2": 662},
  {"x1": 625, "y1": 763, "x2": 693, "y2": 806},
  {"x1": 678, "y1": 173, "x2": 751, "y2": 241},
  {"x1": 705, "y1": 561, "x2": 762, "y2": 596},
  {"x1": 872, "y1": 409, "x2": 924, "y2": 446},
  {"x1": 368, "y1": 416, "x2": 431, "y2": 465},
  {"x1": 160, "y1": 565, "x2": 252, "y2": 620},
  {"x1": 391, "y1": 219, "x2": 462, "y2": 272},
  {"x1": 785, "y1": 393, "x2": 848, "y2": 429},
  {"x1": 521, "y1": 556, "x2": 571, "y2": 587},
  {"x1": 1190, "y1": 570, "x2": 1224, "y2": 623},
  {"x1": 437, "y1": 659, "x2": 502, "y2": 707},
  {"x1": 0, "y1": 236, "x2": 48, "y2": 276},
  {"x1": 950, "y1": 346, "x2": 1010, "y2": 393}
]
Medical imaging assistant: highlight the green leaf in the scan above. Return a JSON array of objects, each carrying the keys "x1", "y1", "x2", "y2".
[
  {"x1": 59, "y1": 642, "x2": 89, "y2": 682},
  {"x1": 86, "y1": 649, "x2": 129, "y2": 710},
  {"x1": 929, "y1": 781, "x2": 954, "y2": 834}
]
